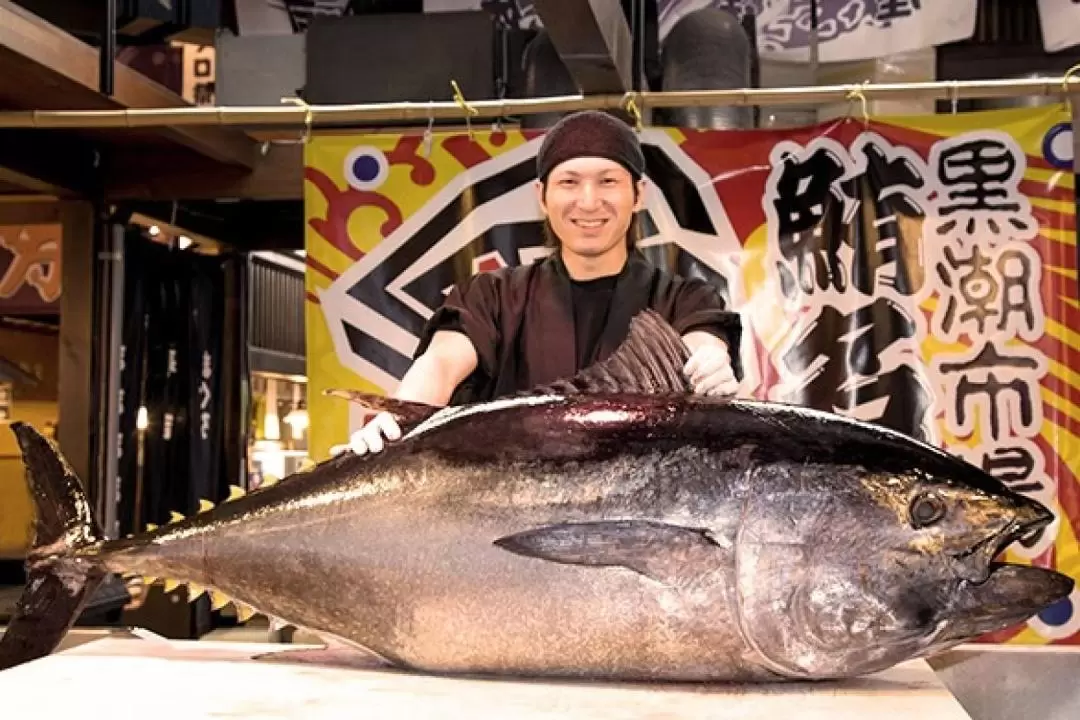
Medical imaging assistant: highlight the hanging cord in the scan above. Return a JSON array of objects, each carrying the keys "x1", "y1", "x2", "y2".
[
  {"x1": 844, "y1": 81, "x2": 870, "y2": 128},
  {"x1": 622, "y1": 92, "x2": 644, "y2": 132},
  {"x1": 1061, "y1": 62, "x2": 1080, "y2": 110},
  {"x1": 280, "y1": 96, "x2": 313, "y2": 144},
  {"x1": 421, "y1": 101, "x2": 436, "y2": 157},
  {"x1": 451, "y1": 79, "x2": 478, "y2": 140}
]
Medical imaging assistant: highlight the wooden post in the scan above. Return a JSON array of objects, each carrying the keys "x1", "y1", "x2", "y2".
[{"x1": 56, "y1": 200, "x2": 95, "y2": 496}]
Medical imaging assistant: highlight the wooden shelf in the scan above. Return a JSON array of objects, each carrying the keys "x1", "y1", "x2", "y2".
[{"x1": 0, "y1": 1, "x2": 297, "y2": 202}]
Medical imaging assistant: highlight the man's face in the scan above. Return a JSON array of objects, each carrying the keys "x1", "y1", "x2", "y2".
[{"x1": 536, "y1": 157, "x2": 645, "y2": 259}]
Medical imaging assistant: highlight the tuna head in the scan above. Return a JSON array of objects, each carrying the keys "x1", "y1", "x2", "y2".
[{"x1": 733, "y1": 459, "x2": 1071, "y2": 680}]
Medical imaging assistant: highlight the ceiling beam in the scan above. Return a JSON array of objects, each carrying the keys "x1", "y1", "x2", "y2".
[
  {"x1": 124, "y1": 199, "x2": 304, "y2": 252},
  {"x1": 530, "y1": 0, "x2": 633, "y2": 95},
  {"x1": 0, "y1": 0, "x2": 260, "y2": 170},
  {"x1": 0, "y1": 128, "x2": 99, "y2": 196},
  {"x1": 104, "y1": 142, "x2": 303, "y2": 202}
]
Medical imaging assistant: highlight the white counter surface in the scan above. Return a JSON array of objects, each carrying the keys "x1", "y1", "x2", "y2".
[{"x1": 0, "y1": 633, "x2": 974, "y2": 719}]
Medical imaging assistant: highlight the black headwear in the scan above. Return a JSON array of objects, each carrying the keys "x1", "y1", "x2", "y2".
[{"x1": 535, "y1": 111, "x2": 646, "y2": 181}]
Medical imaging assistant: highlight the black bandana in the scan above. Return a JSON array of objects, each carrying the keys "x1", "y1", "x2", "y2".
[{"x1": 535, "y1": 110, "x2": 646, "y2": 181}]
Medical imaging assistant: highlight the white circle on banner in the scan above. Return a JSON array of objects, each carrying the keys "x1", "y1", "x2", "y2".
[
  {"x1": 344, "y1": 146, "x2": 389, "y2": 191},
  {"x1": 1050, "y1": 128, "x2": 1073, "y2": 163}
]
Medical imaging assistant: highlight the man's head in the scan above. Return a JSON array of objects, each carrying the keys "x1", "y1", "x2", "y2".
[{"x1": 534, "y1": 111, "x2": 647, "y2": 260}]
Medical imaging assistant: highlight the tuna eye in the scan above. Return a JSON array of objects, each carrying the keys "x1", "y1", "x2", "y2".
[{"x1": 910, "y1": 494, "x2": 946, "y2": 528}]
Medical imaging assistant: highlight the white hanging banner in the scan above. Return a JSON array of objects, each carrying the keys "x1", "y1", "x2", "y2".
[
  {"x1": 724, "y1": 0, "x2": 978, "y2": 64},
  {"x1": 233, "y1": 0, "x2": 295, "y2": 35},
  {"x1": 233, "y1": 0, "x2": 354, "y2": 34},
  {"x1": 1037, "y1": 0, "x2": 1080, "y2": 53},
  {"x1": 425, "y1": 1, "x2": 977, "y2": 64}
]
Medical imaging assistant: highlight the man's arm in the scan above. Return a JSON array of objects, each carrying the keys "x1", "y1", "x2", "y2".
[
  {"x1": 343, "y1": 330, "x2": 479, "y2": 455},
  {"x1": 342, "y1": 269, "x2": 502, "y2": 456},
  {"x1": 391, "y1": 330, "x2": 479, "y2": 407}
]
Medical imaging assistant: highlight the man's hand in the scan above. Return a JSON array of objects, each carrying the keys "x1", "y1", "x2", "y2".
[
  {"x1": 330, "y1": 412, "x2": 402, "y2": 457},
  {"x1": 328, "y1": 329, "x2": 479, "y2": 458},
  {"x1": 682, "y1": 332, "x2": 738, "y2": 398}
]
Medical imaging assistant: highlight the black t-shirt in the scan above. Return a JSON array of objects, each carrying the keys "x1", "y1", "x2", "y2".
[
  {"x1": 438, "y1": 271, "x2": 622, "y2": 371},
  {"x1": 570, "y1": 273, "x2": 619, "y2": 370}
]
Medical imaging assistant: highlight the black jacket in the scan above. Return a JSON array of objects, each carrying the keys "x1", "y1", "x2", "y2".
[{"x1": 415, "y1": 250, "x2": 743, "y2": 405}]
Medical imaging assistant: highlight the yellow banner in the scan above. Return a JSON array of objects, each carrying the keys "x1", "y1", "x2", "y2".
[{"x1": 304, "y1": 106, "x2": 1079, "y2": 644}]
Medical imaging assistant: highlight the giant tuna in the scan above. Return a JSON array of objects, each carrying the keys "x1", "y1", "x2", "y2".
[{"x1": 0, "y1": 310, "x2": 1072, "y2": 681}]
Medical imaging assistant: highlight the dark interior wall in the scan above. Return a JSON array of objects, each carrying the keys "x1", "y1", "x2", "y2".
[{"x1": 936, "y1": 0, "x2": 1080, "y2": 112}]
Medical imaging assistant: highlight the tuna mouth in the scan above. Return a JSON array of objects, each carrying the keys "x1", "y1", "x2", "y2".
[
  {"x1": 939, "y1": 562, "x2": 1075, "y2": 644},
  {"x1": 957, "y1": 501, "x2": 1054, "y2": 585}
]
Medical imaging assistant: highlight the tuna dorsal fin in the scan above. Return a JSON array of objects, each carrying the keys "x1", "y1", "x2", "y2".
[
  {"x1": 528, "y1": 308, "x2": 692, "y2": 396},
  {"x1": 322, "y1": 389, "x2": 442, "y2": 433}
]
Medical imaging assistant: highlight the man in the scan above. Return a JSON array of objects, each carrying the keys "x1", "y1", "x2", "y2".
[{"x1": 344, "y1": 110, "x2": 742, "y2": 455}]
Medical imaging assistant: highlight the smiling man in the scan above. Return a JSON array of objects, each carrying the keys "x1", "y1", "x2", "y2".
[{"x1": 344, "y1": 110, "x2": 743, "y2": 455}]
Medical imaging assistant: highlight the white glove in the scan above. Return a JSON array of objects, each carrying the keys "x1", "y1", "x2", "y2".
[
  {"x1": 329, "y1": 412, "x2": 402, "y2": 457},
  {"x1": 683, "y1": 342, "x2": 739, "y2": 397}
]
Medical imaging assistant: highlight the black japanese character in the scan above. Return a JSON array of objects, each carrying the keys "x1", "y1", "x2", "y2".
[
  {"x1": 934, "y1": 139, "x2": 1033, "y2": 238},
  {"x1": 936, "y1": 244, "x2": 997, "y2": 334},
  {"x1": 780, "y1": 297, "x2": 934, "y2": 441},
  {"x1": 847, "y1": 138, "x2": 927, "y2": 297},
  {"x1": 771, "y1": 138, "x2": 928, "y2": 299},
  {"x1": 979, "y1": 443, "x2": 1050, "y2": 548},
  {"x1": 936, "y1": 244, "x2": 1038, "y2": 338},
  {"x1": 772, "y1": 146, "x2": 850, "y2": 298},
  {"x1": 875, "y1": 0, "x2": 921, "y2": 27},
  {"x1": 995, "y1": 247, "x2": 1038, "y2": 334},
  {"x1": 939, "y1": 343, "x2": 1042, "y2": 440},
  {"x1": 193, "y1": 82, "x2": 215, "y2": 106},
  {"x1": 955, "y1": 374, "x2": 1034, "y2": 441},
  {"x1": 193, "y1": 58, "x2": 212, "y2": 80},
  {"x1": 848, "y1": 364, "x2": 936, "y2": 440},
  {"x1": 980, "y1": 445, "x2": 1042, "y2": 494}
]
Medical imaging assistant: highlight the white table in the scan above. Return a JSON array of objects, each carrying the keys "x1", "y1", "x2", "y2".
[{"x1": 0, "y1": 633, "x2": 973, "y2": 719}]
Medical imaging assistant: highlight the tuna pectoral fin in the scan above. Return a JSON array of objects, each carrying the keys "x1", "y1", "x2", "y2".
[
  {"x1": 494, "y1": 520, "x2": 726, "y2": 588},
  {"x1": 0, "y1": 423, "x2": 105, "y2": 671}
]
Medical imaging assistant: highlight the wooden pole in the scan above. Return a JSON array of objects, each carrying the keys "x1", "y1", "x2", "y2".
[{"x1": 0, "y1": 76, "x2": 1076, "y2": 131}]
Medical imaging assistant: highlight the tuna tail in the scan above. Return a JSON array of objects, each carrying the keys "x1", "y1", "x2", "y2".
[{"x1": 0, "y1": 422, "x2": 106, "y2": 671}]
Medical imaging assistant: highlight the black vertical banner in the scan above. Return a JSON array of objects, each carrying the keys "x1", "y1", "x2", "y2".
[
  {"x1": 163, "y1": 255, "x2": 191, "y2": 519},
  {"x1": 117, "y1": 232, "x2": 151, "y2": 536},
  {"x1": 186, "y1": 254, "x2": 224, "y2": 514},
  {"x1": 139, "y1": 242, "x2": 172, "y2": 527},
  {"x1": 114, "y1": 231, "x2": 234, "y2": 535}
]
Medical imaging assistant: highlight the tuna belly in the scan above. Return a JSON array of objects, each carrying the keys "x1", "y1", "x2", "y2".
[{"x1": 272, "y1": 516, "x2": 776, "y2": 683}]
